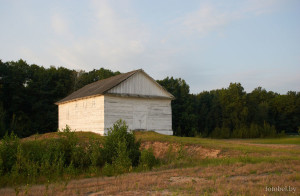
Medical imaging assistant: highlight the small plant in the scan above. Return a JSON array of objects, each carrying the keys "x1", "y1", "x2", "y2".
[
  {"x1": 111, "y1": 141, "x2": 132, "y2": 174},
  {"x1": 138, "y1": 148, "x2": 158, "y2": 170},
  {"x1": 176, "y1": 144, "x2": 187, "y2": 160},
  {"x1": 0, "y1": 132, "x2": 20, "y2": 175},
  {"x1": 164, "y1": 145, "x2": 176, "y2": 164},
  {"x1": 102, "y1": 163, "x2": 114, "y2": 176}
]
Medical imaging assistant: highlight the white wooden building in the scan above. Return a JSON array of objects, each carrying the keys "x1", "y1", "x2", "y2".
[{"x1": 55, "y1": 69, "x2": 174, "y2": 135}]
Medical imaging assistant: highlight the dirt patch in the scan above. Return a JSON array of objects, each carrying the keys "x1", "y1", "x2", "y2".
[
  {"x1": 169, "y1": 176, "x2": 207, "y2": 185},
  {"x1": 88, "y1": 190, "x2": 173, "y2": 196},
  {"x1": 140, "y1": 141, "x2": 220, "y2": 159}
]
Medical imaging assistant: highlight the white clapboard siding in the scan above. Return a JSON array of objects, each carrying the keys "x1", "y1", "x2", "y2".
[
  {"x1": 107, "y1": 71, "x2": 171, "y2": 98},
  {"x1": 58, "y1": 96, "x2": 105, "y2": 134},
  {"x1": 104, "y1": 95, "x2": 173, "y2": 135}
]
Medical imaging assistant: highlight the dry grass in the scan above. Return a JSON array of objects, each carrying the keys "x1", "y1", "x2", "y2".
[
  {"x1": 1, "y1": 132, "x2": 299, "y2": 195},
  {"x1": 1, "y1": 161, "x2": 299, "y2": 195}
]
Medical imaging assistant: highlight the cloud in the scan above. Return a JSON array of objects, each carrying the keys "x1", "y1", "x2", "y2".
[
  {"x1": 48, "y1": 0, "x2": 150, "y2": 72},
  {"x1": 243, "y1": 0, "x2": 284, "y2": 15},
  {"x1": 178, "y1": 0, "x2": 283, "y2": 36},
  {"x1": 180, "y1": 4, "x2": 232, "y2": 37},
  {"x1": 51, "y1": 13, "x2": 70, "y2": 36}
]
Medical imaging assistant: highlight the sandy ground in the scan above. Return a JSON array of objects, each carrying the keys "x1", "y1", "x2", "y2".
[{"x1": 140, "y1": 141, "x2": 221, "y2": 159}]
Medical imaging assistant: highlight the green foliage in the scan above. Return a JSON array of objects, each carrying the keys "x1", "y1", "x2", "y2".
[
  {"x1": 89, "y1": 139, "x2": 103, "y2": 167},
  {"x1": 0, "y1": 103, "x2": 6, "y2": 138},
  {"x1": 157, "y1": 79, "x2": 299, "y2": 138},
  {"x1": 110, "y1": 141, "x2": 132, "y2": 174},
  {"x1": 157, "y1": 77, "x2": 197, "y2": 136},
  {"x1": 74, "y1": 68, "x2": 120, "y2": 90},
  {"x1": 211, "y1": 127, "x2": 231, "y2": 139},
  {"x1": 138, "y1": 148, "x2": 158, "y2": 170},
  {"x1": 102, "y1": 119, "x2": 141, "y2": 167},
  {"x1": 0, "y1": 132, "x2": 20, "y2": 174},
  {"x1": 102, "y1": 163, "x2": 115, "y2": 177},
  {"x1": 0, "y1": 60, "x2": 119, "y2": 138},
  {"x1": 101, "y1": 120, "x2": 141, "y2": 175},
  {"x1": 0, "y1": 127, "x2": 103, "y2": 187},
  {"x1": 0, "y1": 121, "x2": 160, "y2": 187},
  {"x1": 1, "y1": 58, "x2": 299, "y2": 140}
]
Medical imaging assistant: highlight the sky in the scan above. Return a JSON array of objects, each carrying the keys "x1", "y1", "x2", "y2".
[{"x1": 0, "y1": 0, "x2": 299, "y2": 94}]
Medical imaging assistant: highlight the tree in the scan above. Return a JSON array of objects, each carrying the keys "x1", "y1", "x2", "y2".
[{"x1": 157, "y1": 77, "x2": 194, "y2": 136}]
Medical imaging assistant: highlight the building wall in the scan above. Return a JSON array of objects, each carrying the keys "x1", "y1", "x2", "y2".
[
  {"x1": 104, "y1": 95, "x2": 173, "y2": 135},
  {"x1": 58, "y1": 96, "x2": 105, "y2": 134}
]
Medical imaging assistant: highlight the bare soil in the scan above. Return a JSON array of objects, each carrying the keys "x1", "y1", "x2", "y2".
[{"x1": 141, "y1": 141, "x2": 221, "y2": 159}]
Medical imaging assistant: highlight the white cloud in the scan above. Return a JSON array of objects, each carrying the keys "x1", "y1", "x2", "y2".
[
  {"x1": 51, "y1": 13, "x2": 70, "y2": 36},
  {"x1": 243, "y1": 0, "x2": 284, "y2": 15},
  {"x1": 181, "y1": 4, "x2": 232, "y2": 36},
  {"x1": 178, "y1": 0, "x2": 283, "y2": 36},
  {"x1": 47, "y1": 0, "x2": 150, "y2": 72}
]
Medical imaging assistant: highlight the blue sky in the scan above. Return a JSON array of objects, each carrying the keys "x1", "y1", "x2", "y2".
[{"x1": 1, "y1": 0, "x2": 299, "y2": 94}]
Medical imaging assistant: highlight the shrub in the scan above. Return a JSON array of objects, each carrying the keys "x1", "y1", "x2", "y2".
[
  {"x1": 138, "y1": 148, "x2": 158, "y2": 170},
  {"x1": 0, "y1": 132, "x2": 20, "y2": 174},
  {"x1": 89, "y1": 139, "x2": 103, "y2": 167},
  {"x1": 102, "y1": 163, "x2": 114, "y2": 176},
  {"x1": 111, "y1": 141, "x2": 132, "y2": 174},
  {"x1": 0, "y1": 120, "x2": 160, "y2": 186},
  {"x1": 102, "y1": 119, "x2": 141, "y2": 167}
]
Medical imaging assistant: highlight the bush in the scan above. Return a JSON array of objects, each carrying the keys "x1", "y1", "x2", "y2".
[
  {"x1": 138, "y1": 148, "x2": 158, "y2": 171},
  {"x1": 102, "y1": 120, "x2": 141, "y2": 167},
  {"x1": 0, "y1": 132, "x2": 20, "y2": 174},
  {"x1": 110, "y1": 141, "x2": 132, "y2": 174},
  {"x1": 0, "y1": 127, "x2": 102, "y2": 187},
  {"x1": 0, "y1": 120, "x2": 159, "y2": 186},
  {"x1": 101, "y1": 120, "x2": 141, "y2": 175},
  {"x1": 89, "y1": 139, "x2": 103, "y2": 167},
  {"x1": 102, "y1": 163, "x2": 114, "y2": 176}
]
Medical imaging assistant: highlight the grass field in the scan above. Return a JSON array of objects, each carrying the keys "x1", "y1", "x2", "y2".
[{"x1": 0, "y1": 132, "x2": 299, "y2": 195}]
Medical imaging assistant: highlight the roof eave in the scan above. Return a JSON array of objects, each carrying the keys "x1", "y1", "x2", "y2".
[{"x1": 55, "y1": 94, "x2": 104, "y2": 105}]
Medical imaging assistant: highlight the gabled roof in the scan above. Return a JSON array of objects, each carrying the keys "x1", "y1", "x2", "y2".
[{"x1": 56, "y1": 69, "x2": 174, "y2": 105}]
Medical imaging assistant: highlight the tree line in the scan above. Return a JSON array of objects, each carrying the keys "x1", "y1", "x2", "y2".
[
  {"x1": 0, "y1": 59, "x2": 119, "y2": 138},
  {"x1": 157, "y1": 78, "x2": 300, "y2": 138},
  {"x1": 0, "y1": 59, "x2": 299, "y2": 138}
]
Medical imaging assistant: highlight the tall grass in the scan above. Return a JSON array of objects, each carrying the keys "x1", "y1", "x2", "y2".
[
  {"x1": 0, "y1": 122, "x2": 158, "y2": 188},
  {"x1": 0, "y1": 128, "x2": 103, "y2": 187}
]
